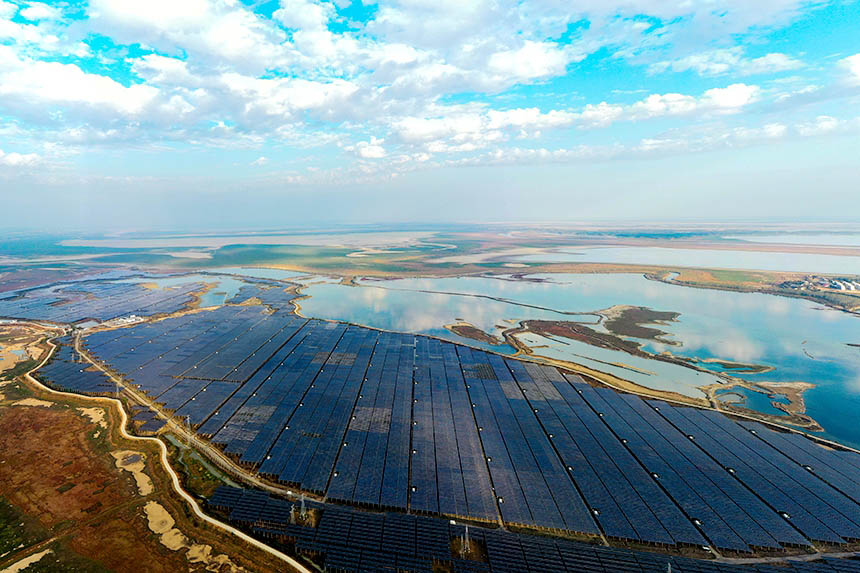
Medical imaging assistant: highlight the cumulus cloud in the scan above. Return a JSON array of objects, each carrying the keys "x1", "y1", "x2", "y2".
[
  {"x1": 131, "y1": 54, "x2": 197, "y2": 86},
  {"x1": 347, "y1": 137, "x2": 387, "y2": 159},
  {"x1": 0, "y1": 2, "x2": 17, "y2": 18},
  {"x1": 841, "y1": 53, "x2": 860, "y2": 84},
  {"x1": 579, "y1": 103, "x2": 624, "y2": 127},
  {"x1": 631, "y1": 84, "x2": 760, "y2": 119},
  {"x1": 219, "y1": 72, "x2": 358, "y2": 121},
  {"x1": 443, "y1": 117, "x2": 801, "y2": 169},
  {"x1": 394, "y1": 84, "x2": 760, "y2": 156},
  {"x1": 0, "y1": 46, "x2": 160, "y2": 116},
  {"x1": 0, "y1": 148, "x2": 40, "y2": 166},
  {"x1": 487, "y1": 41, "x2": 570, "y2": 82},
  {"x1": 19, "y1": 2, "x2": 61, "y2": 21},
  {"x1": 652, "y1": 48, "x2": 803, "y2": 77},
  {"x1": 794, "y1": 115, "x2": 860, "y2": 136},
  {"x1": 487, "y1": 108, "x2": 578, "y2": 130},
  {"x1": 88, "y1": 0, "x2": 288, "y2": 73},
  {"x1": 274, "y1": 0, "x2": 334, "y2": 31}
]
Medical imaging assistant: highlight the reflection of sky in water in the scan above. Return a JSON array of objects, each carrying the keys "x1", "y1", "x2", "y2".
[
  {"x1": 298, "y1": 281, "x2": 527, "y2": 354},
  {"x1": 715, "y1": 387, "x2": 789, "y2": 418},
  {"x1": 514, "y1": 246, "x2": 860, "y2": 275},
  {"x1": 301, "y1": 274, "x2": 860, "y2": 448}
]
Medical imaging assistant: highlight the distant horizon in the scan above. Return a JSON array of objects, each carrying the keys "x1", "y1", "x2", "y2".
[{"x1": 4, "y1": 219, "x2": 860, "y2": 237}]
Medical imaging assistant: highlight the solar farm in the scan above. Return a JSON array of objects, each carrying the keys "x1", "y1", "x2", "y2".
[
  {"x1": 16, "y1": 274, "x2": 860, "y2": 571},
  {"x1": 0, "y1": 279, "x2": 204, "y2": 323}
]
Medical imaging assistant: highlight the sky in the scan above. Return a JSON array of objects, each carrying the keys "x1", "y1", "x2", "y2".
[{"x1": 0, "y1": 0, "x2": 859, "y2": 229}]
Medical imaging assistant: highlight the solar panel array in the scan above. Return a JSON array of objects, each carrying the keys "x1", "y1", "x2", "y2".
[
  {"x1": 208, "y1": 485, "x2": 860, "y2": 573},
  {"x1": 0, "y1": 280, "x2": 203, "y2": 323},
  {"x1": 228, "y1": 281, "x2": 302, "y2": 310},
  {"x1": 84, "y1": 304, "x2": 306, "y2": 426},
  {"x1": 15, "y1": 277, "x2": 857, "y2": 559},
  {"x1": 35, "y1": 336, "x2": 166, "y2": 433},
  {"x1": 35, "y1": 336, "x2": 115, "y2": 394}
]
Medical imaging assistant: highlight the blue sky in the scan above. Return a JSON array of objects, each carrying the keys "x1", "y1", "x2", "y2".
[{"x1": 0, "y1": 0, "x2": 859, "y2": 229}]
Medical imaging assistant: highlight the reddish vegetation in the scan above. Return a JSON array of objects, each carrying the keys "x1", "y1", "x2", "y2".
[
  {"x1": 448, "y1": 324, "x2": 504, "y2": 345},
  {"x1": 518, "y1": 320, "x2": 642, "y2": 354},
  {"x1": 0, "y1": 407, "x2": 130, "y2": 525}
]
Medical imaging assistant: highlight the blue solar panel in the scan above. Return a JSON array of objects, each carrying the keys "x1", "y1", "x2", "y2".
[
  {"x1": 656, "y1": 402, "x2": 838, "y2": 545},
  {"x1": 737, "y1": 421, "x2": 860, "y2": 504}
]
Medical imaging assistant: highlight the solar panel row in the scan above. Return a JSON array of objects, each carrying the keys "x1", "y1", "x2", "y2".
[
  {"x1": 208, "y1": 485, "x2": 860, "y2": 573},
  {"x1": 576, "y1": 384, "x2": 761, "y2": 553},
  {"x1": 461, "y1": 349, "x2": 596, "y2": 533},
  {"x1": 514, "y1": 365, "x2": 702, "y2": 546},
  {"x1": 220, "y1": 321, "x2": 347, "y2": 464},
  {"x1": 655, "y1": 403, "x2": 847, "y2": 545},
  {"x1": 36, "y1": 336, "x2": 115, "y2": 395},
  {"x1": 262, "y1": 327, "x2": 377, "y2": 493},
  {"x1": 737, "y1": 420, "x2": 860, "y2": 504}
]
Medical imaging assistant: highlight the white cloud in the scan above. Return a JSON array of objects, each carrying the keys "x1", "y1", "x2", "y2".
[
  {"x1": 88, "y1": 0, "x2": 287, "y2": 73},
  {"x1": 0, "y1": 2, "x2": 17, "y2": 18},
  {"x1": 652, "y1": 48, "x2": 803, "y2": 77},
  {"x1": 443, "y1": 118, "x2": 797, "y2": 169},
  {"x1": 0, "y1": 148, "x2": 40, "y2": 166},
  {"x1": 700, "y1": 83, "x2": 761, "y2": 110},
  {"x1": 579, "y1": 103, "x2": 624, "y2": 127},
  {"x1": 218, "y1": 72, "x2": 359, "y2": 120},
  {"x1": 0, "y1": 0, "x2": 852, "y2": 176},
  {"x1": 274, "y1": 0, "x2": 334, "y2": 31},
  {"x1": 796, "y1": 115, "x2": 841, "y2": 136},
  {"x1": 20, "y1": 2, "x2": 61, "y2": 21},
  {"x1": 251, "y1": 156, "x2": 268, "y2": 166},
  {"x1": 487, "y1": 41, "x2": 569, "y2": 82},
  {"x1": 486, "y1": 108, "x2": 577, "y2": 130},
  {"x1": 626, "y1": 84, "x2": 759, "y2": 120},
  {"x1": 0, "y1": 46, "x2": 160, "y2": 116},
  {"x1": 131, "y1": 54, "x2": 196, "y2": 85},
  {"x1": 841, "y1": 53, "x2": 860, "y2": 84},
  {"x1": 631, "y1": 93, "x2": 698, "y2": 117},
  {"x1": 389, "y1": 82, "x2": 761, "y2": 159},
  {"x1": 349, "y1": 137, "x2": 387, "y2": 159}
]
